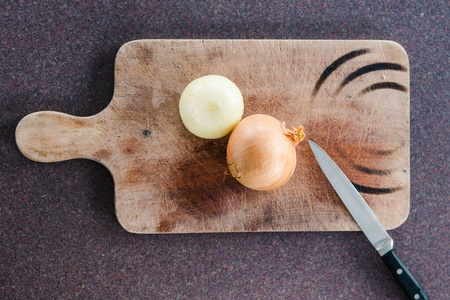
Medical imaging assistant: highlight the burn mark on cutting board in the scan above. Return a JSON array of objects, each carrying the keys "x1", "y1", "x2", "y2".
[
  {"x1": 312, "y1": 48, "x2": 370, "y2": 97},
  {"x1": 352, "y1": 164, "x2": 391, "y2": 176},
  {"x1": 335, "y1": 63, "x2": 407, "y2": 95},
  {"x1": 334, "y1": 146, "x2": 392, "y2": 176},
  {"x1": 313, "y1": 141, "x2": 406, "y2": 197},
  {"x1": 352, "y1": 182, "x2": 402, "y2": 195},
  {"x1": 311, "y1": 48, "x2": 408, "y2": 105},
  {"x1": 366, "y1": 148, "x2": 398, "y2": 156},
  {"x1": 359, "y1": 82, "x2": 408, "y2": 95},
  {"x1": 361, "y1": 141, "x2": 406, "y2": 157}
]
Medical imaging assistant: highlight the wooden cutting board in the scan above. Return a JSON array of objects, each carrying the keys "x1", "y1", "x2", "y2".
[{"x1": 16, "y1": 39, "x2": 410, "y2": 234}]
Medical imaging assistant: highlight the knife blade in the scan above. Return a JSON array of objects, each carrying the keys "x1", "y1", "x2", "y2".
[{"x1": 308, "y1": 140, "x2": 427, "y2": 300}]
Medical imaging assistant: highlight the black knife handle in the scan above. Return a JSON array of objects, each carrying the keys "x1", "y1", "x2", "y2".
[{"x1": 381, "y1": 250, "x2": 428, "y2": 300}]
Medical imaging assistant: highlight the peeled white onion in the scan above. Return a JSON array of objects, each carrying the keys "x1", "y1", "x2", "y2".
[
  {"x1": 179, "y1": 75, "x2": 244, "y2": 139},
  {"x1": 226, "y1": 114, "x2": 305, "y2": 191}
]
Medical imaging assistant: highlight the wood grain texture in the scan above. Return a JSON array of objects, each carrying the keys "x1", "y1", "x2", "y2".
[{"x1": 15, "y1": 39, "x2": 410, "y2": 234}]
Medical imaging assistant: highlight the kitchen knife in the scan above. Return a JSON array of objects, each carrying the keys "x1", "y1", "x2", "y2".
[{"x1": 308, "y1": 140, "x2": 427, "y2": 300}]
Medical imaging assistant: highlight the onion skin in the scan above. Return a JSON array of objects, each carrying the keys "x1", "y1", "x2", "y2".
[{"x1": 226, "y1": 114, "x2": 305, "y2": 191}]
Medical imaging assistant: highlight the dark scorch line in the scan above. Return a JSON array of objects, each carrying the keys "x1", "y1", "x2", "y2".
[
  {"x1": 365, "y1": 146, "x2": 403, "y2": 156},
  {"x1": 353, "y1": 164, "x2": 392, "y2": 176},
  {"x1": 360, "y1": 82, "x2": 408, "y2": 95},
  {"x1": 311, "y1": 48, "x2": 371, "y2": 97},
  {"x1": 352, "y1": 182, "x2": 402, "y2": 195},
  {"x1": 334, "y1": 146, "x2": 392, "y2": 175},
  {"x1": 335, "y1": 63, "x2": 407, "y2": 95}
]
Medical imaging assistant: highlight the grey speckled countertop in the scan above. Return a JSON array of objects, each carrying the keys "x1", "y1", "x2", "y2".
[{"x1": 1, "y1": 1, "x2": 448, "y2": 299}]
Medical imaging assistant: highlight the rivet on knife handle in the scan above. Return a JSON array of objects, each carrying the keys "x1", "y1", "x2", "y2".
[
  {"x1": 308, "y1": 140, "x2": 428, "y2": 300},
  {"x1": 381, "y1": 250, "x2": 428, "y2": 300}
]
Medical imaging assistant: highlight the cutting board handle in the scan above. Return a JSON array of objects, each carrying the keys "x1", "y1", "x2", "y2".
[{"x1": 15, "y1": 111, "x2": 104, "y2": 162}]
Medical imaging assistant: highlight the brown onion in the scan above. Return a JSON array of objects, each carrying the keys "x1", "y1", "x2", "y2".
[{"x1": 226, "y1": 114, "x2": 305, "y2": 190}]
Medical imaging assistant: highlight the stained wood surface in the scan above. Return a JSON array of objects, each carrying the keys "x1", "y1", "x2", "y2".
[{"x1": 15, "y1": 39, "x2": 410, "y2": 234}]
